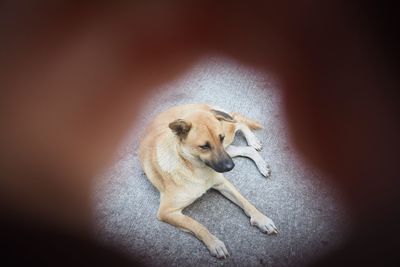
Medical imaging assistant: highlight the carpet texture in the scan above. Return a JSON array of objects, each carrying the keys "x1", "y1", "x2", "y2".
[{"x1": 94, "y1": 57, "x2": 348, "y2": 266}]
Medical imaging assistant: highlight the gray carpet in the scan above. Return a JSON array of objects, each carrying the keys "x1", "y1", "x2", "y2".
[{"x1": 94, "y1": 57, "x2": 349, "y2": 266}]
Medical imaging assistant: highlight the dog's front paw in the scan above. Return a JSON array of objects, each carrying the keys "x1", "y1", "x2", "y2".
[
  {"x1": 207, "y1": 237, "x2": 230, "y2": 259},
  {"x1": 250, "y1": 214, "x2": 278, "y2": 235}
]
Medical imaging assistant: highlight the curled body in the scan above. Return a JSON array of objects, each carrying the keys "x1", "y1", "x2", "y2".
[{"x1": 138, "y1": 103, "x2": 277, "y2": 259}]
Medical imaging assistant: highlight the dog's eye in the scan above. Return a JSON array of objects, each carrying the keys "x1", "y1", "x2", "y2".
[
  {"x1": 199, "y1": 142, "x2": 211, "y2": 150},
  {"x1": 219, "y1": 135, "x2": 225, "y2": 143}
]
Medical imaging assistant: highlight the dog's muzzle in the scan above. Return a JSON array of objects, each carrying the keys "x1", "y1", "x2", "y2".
[{"x1": 205, "y1": 157, "x2": 235, "y2": 173}]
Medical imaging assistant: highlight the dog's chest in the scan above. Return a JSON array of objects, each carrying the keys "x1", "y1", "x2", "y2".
[
  {"x1": 173, "y1": 169, "x2": 217, "y2": 204},
  {"x1": 189, "y1": 168, "x2": 216, "y2": 189}
]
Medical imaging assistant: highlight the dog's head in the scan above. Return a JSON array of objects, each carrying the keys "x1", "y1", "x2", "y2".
[{"x1": 169, "y1": 110, "x2": 235, "y2": 173}]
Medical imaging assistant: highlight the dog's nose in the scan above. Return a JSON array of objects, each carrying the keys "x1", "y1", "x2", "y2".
[
  {"x1": 221, "y1": 159, "x2": 235, "y2": 172},
  {"x1": 206, "y1": 157, "x2": 235, "y2": 173}
]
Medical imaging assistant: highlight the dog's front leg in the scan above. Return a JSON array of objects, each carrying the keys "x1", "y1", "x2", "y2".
[
  {"x1": 213, "y1": 178, "x2": 278, "y2": 234},
  {"x1": 157, "y1": 198, "x2": 229, "y2": 259}
]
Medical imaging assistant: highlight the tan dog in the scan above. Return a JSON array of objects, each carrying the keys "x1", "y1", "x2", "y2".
[{"x1": 138, "y1": 104, "x2": 278, "y2": 259}]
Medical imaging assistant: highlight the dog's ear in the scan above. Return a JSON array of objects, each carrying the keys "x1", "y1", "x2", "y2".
[
  {"x1": 211, "y1": 109, "x2": 236, "y2": 123},
  {"x1": 169, "y1": 119, "x2": 192, "y2": 139}
]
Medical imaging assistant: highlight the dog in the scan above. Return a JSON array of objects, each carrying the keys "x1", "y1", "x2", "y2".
[{"x1": 138, "y1": 103, "x2": 278, "y2": 259}]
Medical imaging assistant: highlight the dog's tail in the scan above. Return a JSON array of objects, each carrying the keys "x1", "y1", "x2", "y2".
[{"x1": 231, "y1": 112, "x2": 263, "y2": 130}]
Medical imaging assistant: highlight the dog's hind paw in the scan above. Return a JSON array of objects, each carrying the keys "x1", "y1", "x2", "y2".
[
  {"x1": 251, "y1": 150, "x2": 271, "y2": 177},
  {"x1": 258, "y1": 160, "x2": 271, "y2": 178},
  {"x1": 248, "y1": 137, "x2": 263, "y2": 151},
  {"x1": 207, "y1": 237, "x2": 230, "y2": 259},
  {"x1": 250, "y1": 214, "x2": 278, "y2": 235}
]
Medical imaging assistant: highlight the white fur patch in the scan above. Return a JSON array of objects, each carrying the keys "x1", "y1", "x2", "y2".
[{"x1": 156, "y1": 141, "x2": 180, "y2": 173}]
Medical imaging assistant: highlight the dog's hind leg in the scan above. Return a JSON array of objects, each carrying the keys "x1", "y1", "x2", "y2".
[
  {"x1": 226, "y1": 145, "x2": 271, "y2": 177},
  {"x1": 230, "y1": 113, "x2": 263, "y2": 151},
  {"x1": 235, "y1": 123, "x2": 263, "y2": 151},
  {"x1": 157, "y1": 195, "x2": 230, "y2": 259}
]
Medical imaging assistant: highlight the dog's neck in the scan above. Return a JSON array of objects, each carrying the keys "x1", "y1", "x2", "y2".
[{"x1": 175, "y1": 140, "x2": 206, "y2": 170}]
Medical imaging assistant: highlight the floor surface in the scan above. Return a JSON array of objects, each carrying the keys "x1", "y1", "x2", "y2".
[{"x1": 94, "y1": 57, "x2": 348, "y2": 266}]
